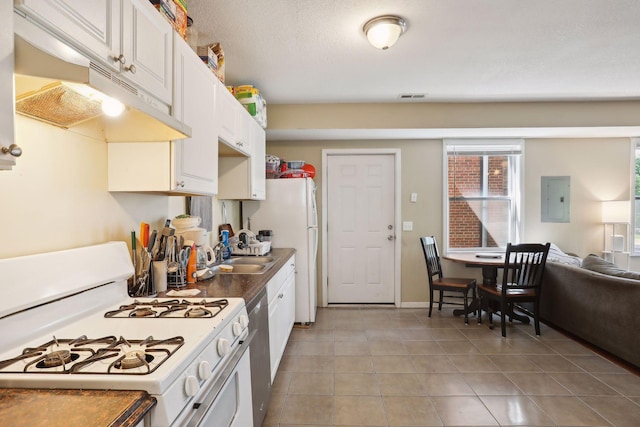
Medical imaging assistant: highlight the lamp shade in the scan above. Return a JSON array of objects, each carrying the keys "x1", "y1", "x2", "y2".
[
  {"x1": 601, "y1": 200, "x2": 630, "y2": 223},
  {"x1": 363, "y1": 15, "x2": 407, "y2": 50}
]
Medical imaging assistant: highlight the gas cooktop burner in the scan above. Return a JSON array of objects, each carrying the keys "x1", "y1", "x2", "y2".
[
  {"x1": 104, "y1": 298, "x2": 230, "y2": 318},
  {"x1": 40, "y1": 350, "x2": 73, "y2": 368},
  {"x1": 0, "y1": 335, "x2": 184, "y2": 375}
]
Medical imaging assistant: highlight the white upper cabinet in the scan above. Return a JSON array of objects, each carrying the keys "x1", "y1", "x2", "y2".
[
  {"x1": 14, "y1": 0, "x2": 172, "y2": 104},
  {"x1": 120, "y1": 0, "x2": 173, "y2": 104},
  {"x1": 107, "y1": 34, "x2": 218, "y2": 196},
  {"x1": 217, "y1": 115, "x2": 266, "y2": 200},
  {"x1": 216, "y1": 78, "x2": 266, "y2": 200},
  {"x1": 14, "y1": 0, "x2": 121, "y2": 71},
  {"x1": 171, "y1": 33, "x2": 218, "y2": 195},
  {"x1": 1, "y1": 0, "x2": 15, "y2": 171},
  {"x1": 249, "y1": 117, "x2": 266, "y2": 200},
  {"x1": 216, "y1": 80, "x2": 251, "y2": 156}
]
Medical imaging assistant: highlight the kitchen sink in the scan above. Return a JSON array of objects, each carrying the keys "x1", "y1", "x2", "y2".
[
  {"x1": 222, "y1": 264, "x2": 266, "y2": 274},
  {"x1": 209, "y1": 256, "x2": 277, "y2": 274},
  {"x1": 226, "y1": 257, "x2": 276, "y2": 265}
]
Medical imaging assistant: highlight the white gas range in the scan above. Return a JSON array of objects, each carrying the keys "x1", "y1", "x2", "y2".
[{"x1": 0, "y1": 242, "x2": 253, "y2": 427}]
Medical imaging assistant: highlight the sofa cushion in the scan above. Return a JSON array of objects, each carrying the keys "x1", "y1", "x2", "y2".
[
  {"x1": 547, "y1": 243, "x2": 582, "y2": 266},
  {"x1": 581, "y1": 254, "x2": 640, "y2": 280}
]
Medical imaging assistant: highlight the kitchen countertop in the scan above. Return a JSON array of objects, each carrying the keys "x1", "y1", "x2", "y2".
[
  {"x1": 0, "y1": 248, "x2": 295, "y2": 426},
  {"x1": 159, "y1": 248, "x2": 296, "y2": 304},
  {"x1": 0, "y1": 388, "x2": 155, "y2": 427}
]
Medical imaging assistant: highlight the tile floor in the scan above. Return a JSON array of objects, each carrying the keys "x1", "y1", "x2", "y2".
[{"x1": 263, "y1": 306, "x2": 640, "y2": 426}]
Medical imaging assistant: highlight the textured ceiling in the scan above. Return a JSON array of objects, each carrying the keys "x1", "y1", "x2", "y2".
[{"x1": 188, "y1": 0, "x2": 640, "y2": 105}]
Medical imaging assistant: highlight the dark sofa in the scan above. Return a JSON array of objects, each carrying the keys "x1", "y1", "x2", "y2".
[{"x1": 540, "y1": 260, "x2": 640, "y2": 369}]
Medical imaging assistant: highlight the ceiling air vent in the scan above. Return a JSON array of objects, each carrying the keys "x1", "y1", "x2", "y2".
[{"x1": 398, "y1": 93, "x2": 426, "y2": 101}]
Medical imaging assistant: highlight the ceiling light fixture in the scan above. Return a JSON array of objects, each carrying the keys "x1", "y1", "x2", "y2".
[{"x1": 363, "y1": 15, "x2": 407, "y2": 50}]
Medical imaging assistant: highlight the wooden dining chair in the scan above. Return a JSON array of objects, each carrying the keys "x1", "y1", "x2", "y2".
[
  {"x1": 478, "y1": 242, "x2": 551, "y2": 337},
  {"x1": 420, "y1": 236, "x2": 477, "y2": 324}
]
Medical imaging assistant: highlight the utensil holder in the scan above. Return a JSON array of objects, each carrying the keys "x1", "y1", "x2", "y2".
[
  {"x1": 168, "y1": 263, "x2": 186, "y2": 288},
  {"x1": 153, "y1": 260, "x2": 168, "y2": 292}
]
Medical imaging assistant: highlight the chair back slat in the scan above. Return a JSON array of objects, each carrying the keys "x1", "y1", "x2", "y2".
[
  {"x1": 420, "y1": 236, "x2": 444, "y2": 281},
  {"x1": 502, "y1": 242, "x2": 550, "y2": 294}
]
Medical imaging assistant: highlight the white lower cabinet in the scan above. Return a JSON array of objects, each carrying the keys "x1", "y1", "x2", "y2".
[{"x1": 267, "y1": 255, "x2": 296, "y2": 382}]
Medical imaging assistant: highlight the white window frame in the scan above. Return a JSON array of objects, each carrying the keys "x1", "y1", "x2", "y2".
[{"x1": 443, "y1": 138, "x2": 524, "y2": 253}]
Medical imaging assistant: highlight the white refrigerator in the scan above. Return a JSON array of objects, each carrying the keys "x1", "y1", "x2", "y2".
[{"x1": 242, "y1": 178, "x2": 318, "y2": 323}]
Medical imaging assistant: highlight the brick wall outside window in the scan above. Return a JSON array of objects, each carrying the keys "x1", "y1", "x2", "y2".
[{"x1": 448, "y1": 155, "x2": 509, "y2": 248}]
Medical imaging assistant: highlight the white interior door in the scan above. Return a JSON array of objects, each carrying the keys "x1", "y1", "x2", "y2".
[{"x1": 327, "y1": 154, "x2": 396, "y2": 303}]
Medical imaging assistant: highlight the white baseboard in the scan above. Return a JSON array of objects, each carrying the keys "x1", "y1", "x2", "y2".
[
  {"x1": 324, "y1": 302, "x2": 429, "y2": 309},
  {"x1": 399, "y1": 302, "x2": 429, "y2": 308}
]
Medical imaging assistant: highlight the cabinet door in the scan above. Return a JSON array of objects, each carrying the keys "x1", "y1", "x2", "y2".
[
  {"x1": 216, "y1": 83, "x2": 251, "y2": 156},
  {"x1": 279, "y1": 266, "x2": 296, "y2": 351},
  {"x1": 250, "y1": 119, "x2": 266, "y2": 200},
  {"x1": 171, "y1": 34, "x2": 218, "y2": 195},
  {"x1": 121, "y1": 0, "x2": 173, "y2": 104},
  {"x1": 267, "y1": 284, "x2": 280, "y2": 382},
  {"x1": 15, "y1": 0, "x2": 121, "y2": 71},
  {"x1": 0, "y1": 0, "x2": 15, "y2": 170}
]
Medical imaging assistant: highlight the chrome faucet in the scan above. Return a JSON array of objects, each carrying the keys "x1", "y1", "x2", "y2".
[{"x1": 212, "y1": 242, "x2": 225, "y2": 263}]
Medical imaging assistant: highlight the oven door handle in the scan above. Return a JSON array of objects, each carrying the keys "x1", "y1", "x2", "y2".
[{"x1": 185, "y1": 329, "x2": 255, "y2": 427}]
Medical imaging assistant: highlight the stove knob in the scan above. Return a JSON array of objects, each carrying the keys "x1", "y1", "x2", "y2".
[
  {"x1": 232, "y1": 321, "x2": 243, "y2": 337},
  {"x1": 185, "y1": 375, "x2": 199, "y2": 397},
  {"x1": 217, "y1": 338, "x2": 230, "y2": 357},
  {"x1": 198, "y1": 360, "x2": 211, "y2": 380},
  {"x1": 239, "y1": 314, "x2": 249, "y2": 328}
]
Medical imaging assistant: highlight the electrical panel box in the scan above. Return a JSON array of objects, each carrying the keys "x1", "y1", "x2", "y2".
[{"x1": 541, "y1": 176, "x2": 570, "y2": 223}]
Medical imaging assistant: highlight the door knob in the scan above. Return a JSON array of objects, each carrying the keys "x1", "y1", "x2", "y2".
[{"x1": 388, "y1": 235, "x2": 394, "y2": 241}]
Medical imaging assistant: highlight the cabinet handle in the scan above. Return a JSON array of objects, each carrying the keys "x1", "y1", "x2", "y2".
[
  {"x1": 112, "y1": 54, "x2": 126, "y2": 64},
  {"x1": 125, "y1": 64, "x2": 137, "y2": 74},
  {"x1": 278, "y1": 293, "x2": 284, "y2": 299},
  {"x1": 177, "y1": 181, "x2": 185, "y2": 188}
]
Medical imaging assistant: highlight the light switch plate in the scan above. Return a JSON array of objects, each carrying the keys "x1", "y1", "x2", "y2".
[
  {"x1": 410, "y1": 193, "x2": 418, "y2": 203},
  {"x1": 402, "y1": 221, "x2": 413, "y2": 231}
]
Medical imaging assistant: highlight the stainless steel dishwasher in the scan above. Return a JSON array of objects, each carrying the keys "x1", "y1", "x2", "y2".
[{"x1": 246, "y1": 287, "x2": 271, "y2": 427}]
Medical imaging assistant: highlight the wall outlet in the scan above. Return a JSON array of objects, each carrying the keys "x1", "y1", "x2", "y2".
[{"x1": 402, "y1": 221, "x2": 413, "y2": 231}]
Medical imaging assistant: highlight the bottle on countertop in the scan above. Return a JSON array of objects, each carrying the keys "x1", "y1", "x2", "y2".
[
  {"x1": 187, "y1": 242, "x2": 197, "y2": 284},
  {"x1": 221, "y1": 230, "x2": 231, "y2": 260}
]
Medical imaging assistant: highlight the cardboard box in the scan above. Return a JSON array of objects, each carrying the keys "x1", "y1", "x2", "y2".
[
  {"x1": 150, "y1": 0, "x2": 187, "y2": 40},
  {"x1": 197, "y1": 43, "x2": 225, "y2": 83},
  {"x1": 197, "y1": 44, "x2": 219, "y2": 71}
]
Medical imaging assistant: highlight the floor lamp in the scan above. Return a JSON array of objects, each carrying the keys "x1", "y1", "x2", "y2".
[{"x1": 601, "y1": 200, "x2": 630, "y2": 268}]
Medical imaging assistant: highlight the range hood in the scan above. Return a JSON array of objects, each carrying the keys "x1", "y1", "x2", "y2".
[{"x1": 13, "y1": 15, "x2": 191, "y2": 142}]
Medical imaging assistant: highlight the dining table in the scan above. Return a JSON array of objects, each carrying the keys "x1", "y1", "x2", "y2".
[
  {"x1": 442, "y1": 252, "x2": 505, "y2": 285},
  {"x1": 442, "y1": 251, "x2": 530, "y2": 324}
]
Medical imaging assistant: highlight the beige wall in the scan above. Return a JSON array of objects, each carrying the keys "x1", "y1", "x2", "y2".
[
  {"x1": 268, "y1": 101, "x2": 640, "y2": 130},
  {"x1": 266, "y1": 101, "x2": 637, "y2": 305},
  {"x1": 266, "y1": 136, "x2": 633, "y2": 304},
  {"x1": 2, "y1": 102, "x2": 635, "y2": 307},
  {"x1": 0, "y1": 116, "x2": 240, "y2": 259}
]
